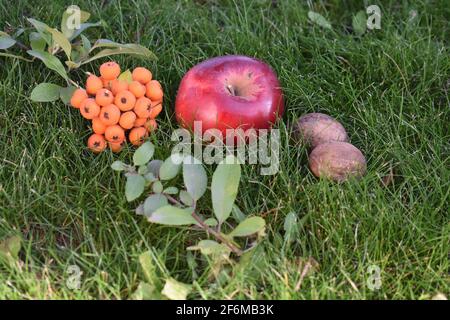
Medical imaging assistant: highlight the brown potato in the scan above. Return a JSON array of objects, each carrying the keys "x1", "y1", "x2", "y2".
[
  {"x1": 294, "y1": 113, "x2": 348, "y2": 148},
  {"x1": 309, "y1": 142, "x2": 366, "y2": 182}
]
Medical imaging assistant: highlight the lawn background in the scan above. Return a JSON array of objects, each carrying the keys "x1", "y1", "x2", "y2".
[{"x1": 0, "y1": 0, "x2": 448, "y2": 299}]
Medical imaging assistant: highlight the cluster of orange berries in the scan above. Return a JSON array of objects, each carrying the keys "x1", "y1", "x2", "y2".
[{"x1": 70, "y1": 61, "x2": 163, "y2": 153}]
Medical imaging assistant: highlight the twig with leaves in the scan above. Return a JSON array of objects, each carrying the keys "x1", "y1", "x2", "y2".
[
  {"x1": 111, "y1": 142, "x2": 266, "y2": 259},
  {"x1": 0, "y1": 6, "x2": 156, "y2": 104}
]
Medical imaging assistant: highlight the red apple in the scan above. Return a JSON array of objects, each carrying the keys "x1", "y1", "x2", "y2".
[{"x1": 175, "y1": 55, "x2": 284, "y2": 136}]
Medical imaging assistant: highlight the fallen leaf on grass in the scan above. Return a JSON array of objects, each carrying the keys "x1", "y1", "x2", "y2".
[
  {"x1": 432, "y1": 292, "x2": 447, "y2": 300},
  {"x1": 132, "y1": 282, "x2": 160, "y2": 300},
  {"x1": 308, "y1": 11, "x2": 332, "y2": 30},
  {"x1": 161, "y1": 278, "x2": 192, "y2": 300},
  {"x1": 0, "y1": 235, "x2": 22, "y2": 265}
]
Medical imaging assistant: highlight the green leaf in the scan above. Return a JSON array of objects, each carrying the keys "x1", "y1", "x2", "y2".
[
  {"x1": 204, "y1": 218, "x2": 218, "y2": 227},
  {"x1": 118, "y1": 69, "x2": 133, "y2": 83},
  {"x1": 144, "y1": 172, "x2": 157, "y2": 183},
  {"x1": 69, "y1": 22, "x2": 102, "y2": 41},
  {"x1": 70, "y1": 47, "x2": 81, "y2": 62},
  {"x1": 80, "y1": 11, "x2": 93, "y2": 22},
  {"x1": 125, "y1": 174, "x2": 145, "y2": 202},
  {"x1": 80, "y1": 34, "x2": 91, "y2": 52},
  {"x1": 135, "y1": 203, "x2": 144, "y2": 215},
  {"x1": 81, "y1": 41, "x2": 157, "y2": 65},
  {"x1": 61, "y1": 5, "x2": 91, "y2": 39},
  {"x1": 163, "y1": 187, "x2": 178, "y2": 195},
  {"x1": 148, "y1": 205, "x2": 196, "y2": 225},
  {"x1": 67, "y1": 60, "x2": 82, "y2": 70},
  {"x1": 235, "y1": 244, "x2": 266, "y2": 274},
  {"x1": 229, "y1": 217, "x2": 265, "y2": 237},
  {"x1": 27, "y1": 18, "x2": 52, "y2": 46},
  {"x1": 90, "y1": 39, "x2": 119, "y2": 48},
  {"x1": 232, "y1": 205, "x2": 246, "y2": 222},
  {"x1": 211, "y1": 155, "x2": 241, "y2": 223},
  {"x1": 143, "y1": 194, "x2": 168, "y2": 217},
  {"x1": 152, "y1": 180, "x2": 163, "y2": 193},
  {"x1": 187, "y1": 240, "x2": 229, "y2": 256},
  {"x1": 29, "y1": 32, "x2": 46, "y2": 51},
  {"x1": 0, "y1": 35, "x2": 16, "y2": 50},
  {"x1": 186, "y1": 251, "x2": 198, "y2": 278},
  {"x1": 308, "y1": 11, "x2": 332, "y2": 29},
  {"x1": 283, "y1": 211, "x2": 298, "y2": 242},
  {"x1": 183, "y1": 156, "x2": 207, "y2": 201},
  {"x1": 179, "y1": 190, "x2": 193, "y2": 206},
  {"x1": 133, "y1": 141, "x2": 155, "y2": 166},
  {"x1": 111, "y1": 160, "x2": 126, "y2": 171},
  {"x1": 28, "y1": 18, "x2": 71, "y2": 58},
  {"x1": 161, "y1": 278, "x2": 191, "y2": 300},
  {"x1": 71, "y1": 47, "x2": 88, "y2": 65},
  {"x1": 283, "y1": 211, "x2": 298, "y2": 233},
  {"x1": 27, "y1": 50, "x2": 68, "y2": 80},
  {"x1": 90, "y1": 39, "x2": 146, "y2": 51},
  {"x1": 147, "y1": 160, "x2": 163, "y2": 178},
  {"x1": 9, "y1": 237, "x2": 21, "y2": 257},
  {"x1": 0, "y1": 235, "x2": 21, "y2": 264},
  {"x1": 59, "y1": 85, "x2": 77, "y2": 104},
  {"x1": 138, "y1": 165, "x2": 148, "y2": 175},
  {"x1": 13, "y1": 28, "x2": 25, "y2": 38},
  {"x1": 30, "y1": 83, "x2": 62, "y2": 102},
  {"x1": 159, "y1": 154, "x2": 182, "y2": 180},
  {"x1": 352, "y1": 10, "x2": 367, "y2": 36},
  {"x1": 47, "y1": 27, "x2": 72, "y2": 59}
]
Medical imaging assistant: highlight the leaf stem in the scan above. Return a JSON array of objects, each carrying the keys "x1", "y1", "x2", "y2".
[
  {"x1": 164, "y1": 193, "x2": 182, "y2": 206},
  {"x1": 190, "y1": 209, "x2": 243, "y2": 256},
  {"x1": 0, "y1": 52, "x2": 32, "y2": 62},
  {"x1": 67, "y1": 78, "x2": 80, "y2": 88},
  {"x1": 163, "y1": 194, "x2": 243, "y2": 255},
  {"x1": 14, "y1": 40, "x2": 30, "y2": 51}
]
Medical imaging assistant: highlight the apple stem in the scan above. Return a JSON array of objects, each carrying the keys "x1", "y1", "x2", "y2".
[{"x1": 226, "y1": 84, "x2": 236, "y2": 96}]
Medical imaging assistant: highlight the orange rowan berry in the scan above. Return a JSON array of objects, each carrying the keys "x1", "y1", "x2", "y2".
[
  {"x1": 129, "y1": 127, "x2": 148, "y2": 146},
  {"x1": 102, "y1": 77, "x2": 114, "y2": 90},
  {"x1": 92, "y1": 117, "x2": 107, "y2": 134},
  {"x1": 110, "y1": 79, "x2": 129, "y2": 95},
  {"x1": 70, "y1": 88, "x2": 88, "y2": 108},
  {"x1": 87, "y1": 133, "x2": 106, "y2": 153},
  {"x1": 145, "y1": 80, "x2": 163, "y2": 101},
  {"x1": 132, "y1": 67, "x2": 152, "y2": 84},
  {"x1": 133, "y1": 117, "x2": 147, "y2": 127},
  {"x1": 134, "y1": 97, "x2": 152, "y2": 118},
  {"x1": 149, "y1": 101, "x2": 163, "y2": 119},
  {"x1": 128, "y1": 81, "x2": 146, "y2": 98},
  {"x1": 119, "y1": 111, "x2": 137, "y2": 130},
  {"x1": 99, "y1": 61, "x2": 121, "y2": 80},
  {"x1": 99, "y1": 104, "x2": 121, "y2": 126},
  {"x1": 86, "y1": 74, "x2": 103, "y2": 95},
  {"x1": 95, "y1": 88, "x2": 114, "y2": 107},
  {"x1": 144, "y1": 119, "x2": 157, "y2": 132},
  {"x1": 114, "y1": 90, "x2": 136, "y2": 111},
  {"x1": 109, "y1": 140, "x2": 125, "y2": 153},
  {"x1": 105, "y1": 125, "x2": 125, "y2": 143},
  {"x1": 80, "y1": 98, "x2": 100, "y2": 120}
]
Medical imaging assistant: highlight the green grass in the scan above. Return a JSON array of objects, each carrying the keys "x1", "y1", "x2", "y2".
[{"x1": 0, "y1": 0, "x2": 449, "y2": 299}]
